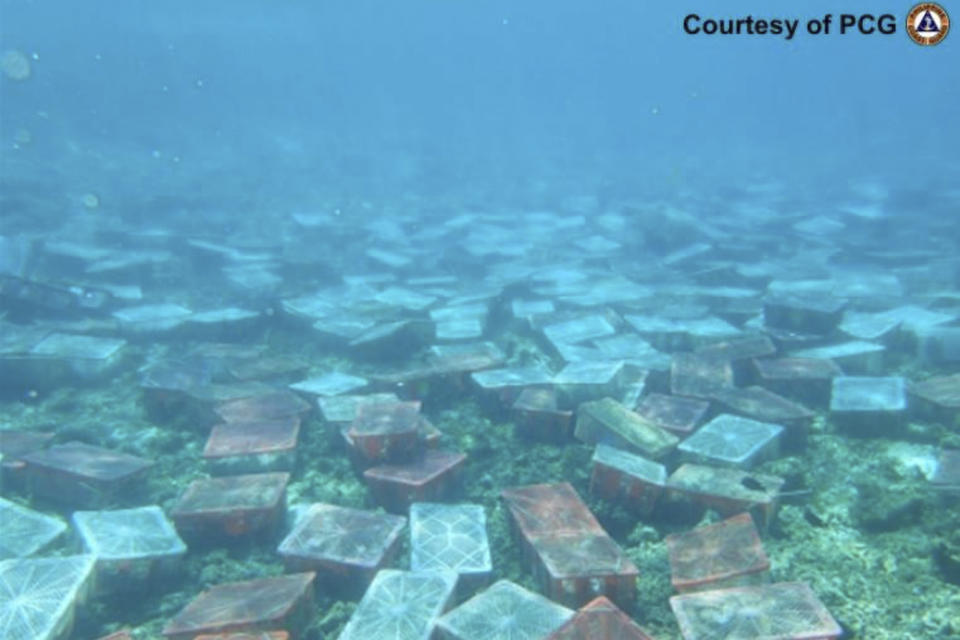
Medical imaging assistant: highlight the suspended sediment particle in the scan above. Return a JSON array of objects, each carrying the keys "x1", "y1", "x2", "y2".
[{"x1": 1, "y1": 50, "x2": 31, "y2": 80}]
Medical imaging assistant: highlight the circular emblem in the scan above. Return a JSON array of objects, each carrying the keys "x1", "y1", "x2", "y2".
[{"x1": 906, "y1": 3, "x2": 950, "y2": 45}]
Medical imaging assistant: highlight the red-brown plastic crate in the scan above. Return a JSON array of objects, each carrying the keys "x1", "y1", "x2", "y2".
[
  {"x1": 277, "y1": 503, "x2": 406, "y2": 597},
  {"x1": 20, "y1": 441, "x2": 154, "y2": 508},
  {"x1": 203, "y1": 416, "x2": 300, "y2": 474},
  {"x1": 501, "y1": 482, "x2": 604, "y2": 545},
  {"x1": 546, "y1": 595, "x2": 657, "y2": 640},
  {"x1": 666, "y1": 513, "x2": 770, "y2": 593},
  {"x1": 501, "y1": 482, "x2": 608, "y2": 578},
  {"x1": 635, "y1": 393, "x2": 710, "y2": 438},
  {"x1": 345, "y1": 400, "x2": 422, "y2": 463},
  {"x1": 669, "y1": 582, "x2": 842, "y2": 640},
  {"x1": 363, "y1": 449, "x2": 466, "y2": 514},
  {"x1": 529, "y1": 532, "x2": 639, "y2": 610},
  {"x1": 512, "y1": 387, "x2": 574, "y2": 442},
  {"x1": 162, "y1": 572, "x2": 315, "y2": 640},
  {"x1": 170, "y1": 472, "x2": 289, "y2": 541}
]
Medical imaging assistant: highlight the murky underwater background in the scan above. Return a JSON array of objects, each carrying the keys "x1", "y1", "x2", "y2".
[{"x1": 1, "y1": 1, "x2": 958, "y2": 639}]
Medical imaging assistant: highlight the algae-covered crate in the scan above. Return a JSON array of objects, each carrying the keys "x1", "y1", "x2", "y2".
[
  {"x1": 183, "y1": 307, "x2": 262, "y2": 340},
  {"x1": 434, "y1": 316, "x2": 485, "y2": 342},
  {"x1": 792, "y1": 340, "x2": 886, "y2": 375},
  {"x1": 0, "y1": 323, "x2": 49, "y2": 391},
  {"x1": 553, "y1": 360, "x2": 625, "y2": 405},
  {"x1": 751, "y1": 356, "x2": 841, "y2": 408},
  {"x1": 512, "y1": 387, "x2": 574, "y2": 442},
  {"x1": 916, "y1": 325, "x2": 960, "y2": 364},
  {"x1": 162, "y1": 572, "x2": 316, "y2": 640},
  {"x1": 542, "y1": 314, "x2": 617, "y2": 348},
  {"x1": 763, "y1": 295, "x2": 846, "y2": 334},
  {"x1": 277, "y1": 503, "x2": 406, "y2": 597},
  {"x1": 575, "y1": 397, "x2": 678, "y2": 460},
  {"x1": 316, "y1": 392, "x2": 399, "y2": 427},
  {"x1": 829, "y1": 376, "x2": 907, "y2": 435},
  {"x1": 0, "y1": 497, "x2": 66, "y2": 559},
  {"x1": 215, "y1": 390, "x2": 312, "y2": 424},
  {"x1": 665, "y1": 512, "x2": 769, "y2": 593},
  {"x1": 545, "y1": 595, "x2": 657, "y2": 640},
  {"x1": 338, "y1": 569, "x2": 458, "y2": 640},
  {"x1": 593, "y1": 332, "x2": 672, "y2": 371},
  {"x1": 669, "y1": 582, "x2": 841, "y2": 640},
  {"x1": 470, "y1": 365, "x2": 555, "y2": 407},
  {"x1": 428, "y1": 341, "x2": 506, "y2": 375},
  {"x1": 528, "y1": 532, "x2": 639, "y2": 610},
  {"x1": 908, "y1": 373, "x2": 960, "y2": 425},
  {"x1": 435, "y1": 579, "x2": 574, "y2": 640},
  {"x1": 170, "y1": 472, "x2": 289, "y2": 542},
  {"x1": 677, "y1": 414, "x2": 784, "y2": 470},
  {"x1": 288, "y1": 371, "x2": 368, "y2": 397},
  {"x1": 667, "y1": 464, "x2": 785, "y2": 528},
  {"x1": 203, "y1": 416, "x2": 301, "y2": 474},
  {"x1": 590, "y1": 443, "x2": 667, "y2": 516},
  {"x1": 0, "y1": 430, "x2": 55, "y2": 480},
  {"x1": 23, "y1": 332, "x2": 127, "y2": 386},
  {"x1": 0, "y1": 554, "x2": 96, "y2": 640},
  {"x1": 346, "y1": 400, "x2": 422, "y2": 464},
  {"x1": 635, "y1": 393, "x2": 710, "y2": 438},
  {"x1": 227, "y1": 355, "x2": 309, "y2": 382},
  {"x1": 711, "y1": 386, "x2": 814, "y2": 452},
  {"x1": 72, "y1": 505, "x2": 187, "y2": 593},
  {"x1": 364, "y1": 450, "x2": 467, "y2": 514},
  {"x1": 624, "y1": 314, "x2": 716, "y2": 352},
  {"x1": 695, "y1": 334, "x2": 776, "y2": 365},
  {"x1": 348, "y1": 319, "x2": 432, "y2": 357},
  {"x1": 669, "y1": 353, "x2": 735, "y2": 398},
  {"x1": 20, "y1": 442, "x2": 154, "y2": 509},
  {"x1": 410, "y1": 503, "x2": 493, "y2": 597}
]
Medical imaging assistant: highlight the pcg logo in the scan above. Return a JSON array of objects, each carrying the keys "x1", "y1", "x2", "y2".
[{"x1": 906, "y1": 3, "x2": 950, "y2": 45}]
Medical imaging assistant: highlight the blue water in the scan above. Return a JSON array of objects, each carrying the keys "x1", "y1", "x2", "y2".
[{"x1": 3, "y1": 0, "x2": 956, "y2": 205}]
